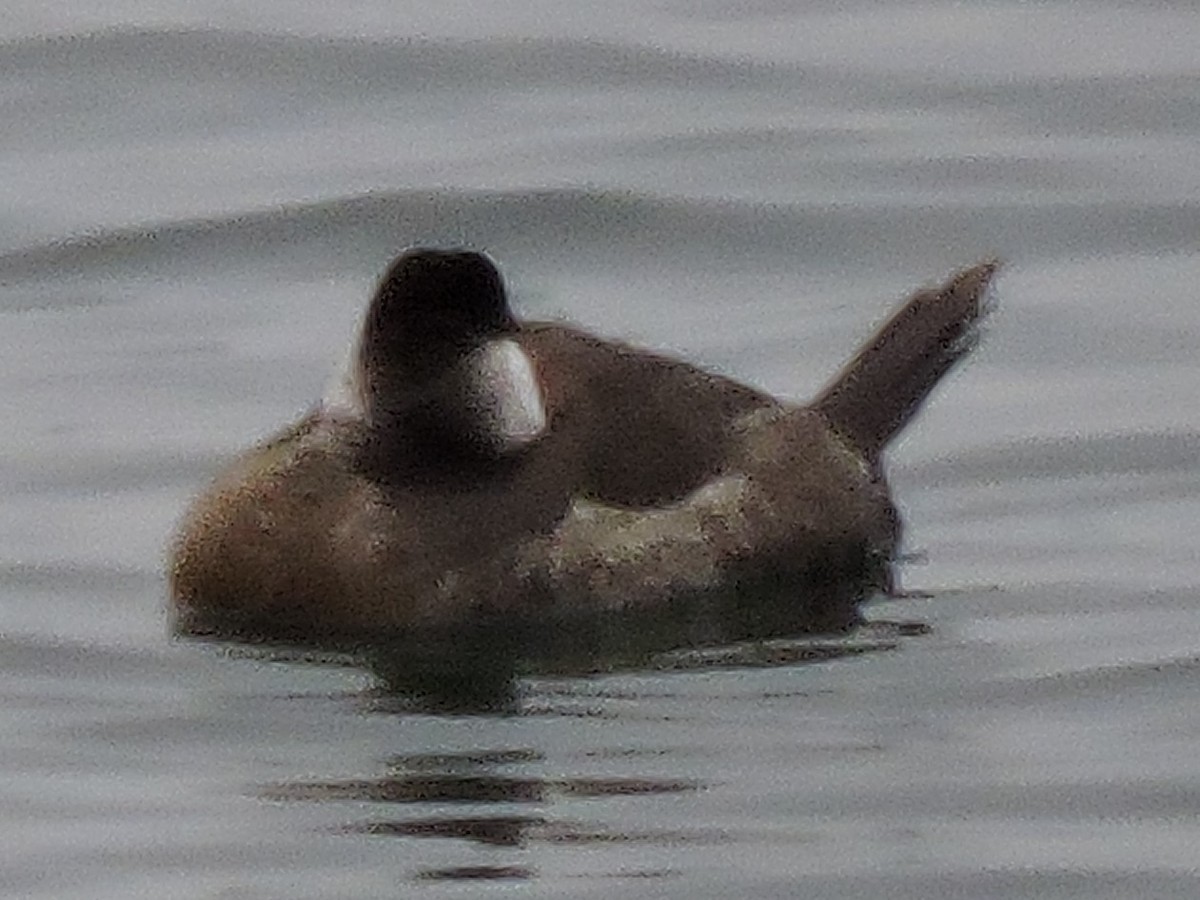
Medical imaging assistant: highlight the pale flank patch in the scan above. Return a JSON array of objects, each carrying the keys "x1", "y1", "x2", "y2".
[
  {"x1": 517, "y1": 473, "x2": 754, "y2": 605},
  {"x1": 463, "y1": 338, "x2": 547, "y2": 452}
]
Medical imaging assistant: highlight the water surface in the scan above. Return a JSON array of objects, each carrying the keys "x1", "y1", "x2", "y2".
[{"x1": 2, "y1": 3, "x2": 1200, "y2": 897}]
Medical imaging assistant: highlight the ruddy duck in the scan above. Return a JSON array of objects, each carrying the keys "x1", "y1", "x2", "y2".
[{"x1": 170, "y1": 249, "x2": 996, "y2": 678}]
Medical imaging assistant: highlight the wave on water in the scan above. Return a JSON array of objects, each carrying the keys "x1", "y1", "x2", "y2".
[
  {"x1": 2, "y1": 186, "x2": 1199, "y2": 285},
  {"x1": 0, "y1": 27, "x2": 794, "y2": 93},
  {"x1": 903, "y1": 429, "x2": 1200, "y2": 487},
  {"x1": 7, "y1": 25, "x2": 1200, "y2": 133},
  {"x1": 3, "y1": 26, "x2": 1199, "y2": 278}
]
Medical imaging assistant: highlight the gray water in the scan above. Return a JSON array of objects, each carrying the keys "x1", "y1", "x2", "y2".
[{"x1": 3, "y1": 2, "x2": 1200, "y2": 897}]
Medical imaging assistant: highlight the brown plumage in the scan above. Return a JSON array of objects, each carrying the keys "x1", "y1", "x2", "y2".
[{"x1": 169, "y1": 250, "x2": 997, "y2": 679}]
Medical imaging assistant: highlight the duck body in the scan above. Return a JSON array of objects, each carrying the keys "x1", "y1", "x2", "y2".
[{"x1": 170, "y1": 250, "x2": 994, "y2": 676}]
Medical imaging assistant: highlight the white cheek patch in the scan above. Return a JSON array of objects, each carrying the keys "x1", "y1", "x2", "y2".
[
  {"x1": 463, "y1": 338, "x2": 547, "y2": 452},
  {"x1": 322, "y1": 361, "x2": 364, "y2": 419},
  {"x1": 321, "y1": 327, "x2": 367, "y2": 419}
]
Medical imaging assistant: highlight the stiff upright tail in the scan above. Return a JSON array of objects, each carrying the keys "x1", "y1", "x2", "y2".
[{"x1": 814, "y1": 261, "x2": 998, "y2": 461}]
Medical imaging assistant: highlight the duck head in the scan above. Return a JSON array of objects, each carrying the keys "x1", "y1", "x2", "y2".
[{"x1": 334, "y1": 248, "x2": 547, "y2": 460}]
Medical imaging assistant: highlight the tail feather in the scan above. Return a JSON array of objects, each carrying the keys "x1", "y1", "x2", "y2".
[{"x1": 814, "y1": 261, "x2": 998, "y2": 460}]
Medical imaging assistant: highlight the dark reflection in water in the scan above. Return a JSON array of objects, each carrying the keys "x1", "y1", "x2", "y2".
[
  {"x1": 263, "y1": 744, "x2": 718, "y2": 883},
  {"x1": 256, "y1": 623, "x2": 922, "y2": 883},
  {"x1": 650, "y1": 620, "x2": 928, "y2": 670},
  {"x1": 414, "y1": 863, "x2": 672, "y2": 880},
  {"x1": 265, "y1": 772, "x2": 699, "y2": 805},
  {"x1": 365, "y1": 815, "x2": 542, "y2": 845},
  {"x1": 354, "y1": 618, "x2": 927, "y2": 714},
  {"x1": 416, "y1": 865, "x2": 534, "y2": 881},
  {"x1": 358, "y1": 814, "x2": 716, "y2": 847},
  {"x1": 208, "y1": 618, "x2": 926, "y2": 714},
  {"x1": 388, "y1": 747, "x2": 544, "y2": 769}
]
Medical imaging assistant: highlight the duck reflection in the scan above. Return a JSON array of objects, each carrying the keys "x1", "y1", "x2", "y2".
[
  {"x1": 263, "y1": 746, "x2": 713, "y2": 864},
  {"x1": 362, "y1": 615, "x2": 929, "y2": 711},
  {"x1": 221, "y1": 614, "x2": 928, "y2": 712},
  {"x1": 257, "y1": 622, "x2": 926, "y2": 882}
]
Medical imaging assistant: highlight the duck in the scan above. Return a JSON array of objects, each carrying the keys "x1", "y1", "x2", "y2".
[{"x1": 169, "y1": 248, "x2": 996, "y2": 680}]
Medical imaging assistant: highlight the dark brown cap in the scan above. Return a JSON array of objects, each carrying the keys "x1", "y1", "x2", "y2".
[{"x1": 362, "y1": 248, "x2": 516, "y2": 382}]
